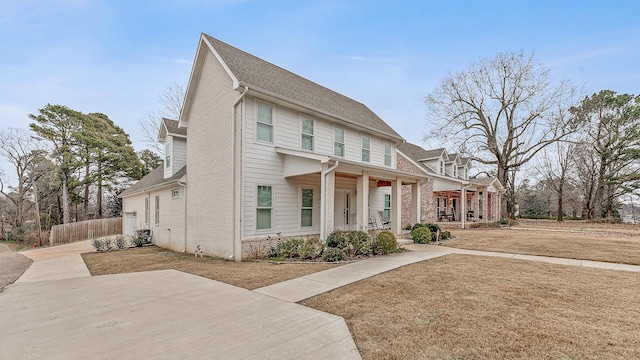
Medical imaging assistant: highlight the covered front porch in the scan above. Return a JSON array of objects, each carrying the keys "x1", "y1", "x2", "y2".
[
  {"x1": 433, "y1": 185, "x2": 501, "y2": 227},
  {"x1": 278, "y1": 147, "x2": 425, "y2": 239}
]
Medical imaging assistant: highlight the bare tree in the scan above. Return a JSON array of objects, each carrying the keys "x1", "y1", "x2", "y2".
[
  {"x1": 425, "y1": 51, "x2": 577, "y2": 218},
  {"x1": 539, "y1": 141, "x2": 575, "y2": 221},
  {"x1": 0, "y1": 128, "x2": 43, "y2": 227},
  {"x1": 138, "y1": 82, "x2": 185, "y2": 154}
]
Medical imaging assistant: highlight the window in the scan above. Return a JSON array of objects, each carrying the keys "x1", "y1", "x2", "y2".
[
  {"x1": 384, "y1": 193, "x2": 391, "y2": 220},
  {"x1": 165, "y1": 143, "x2": 171, "y2": 168},
  {"x1": 172, "y1": 189, "x2": 180, "y2": 199},
  {"x1": 436, "y1": 197, "x2": 441, "y2": 214},
  {"x1": 439, "y1": 160, "x2": 444, "y2": 174},
  {"x1": 465, "y1": 168, "x2": 468, "y2": 179},
  {"x1": 384, "y1": 142, "x2": 392, "y2": 166},
  {"x1": 154, "y1": 196, "x2": 160, "y2": 225},
  {"x1": 144, "y1": 197, "x2": 150, "y2": 225},
  {"x1": 334, "y1": 127, "x2": 345, "y2": 157},
  {"x1": 256, "y1": 185, "x2": 272, "y2": 230},
  {"x1": 361, "y1": 135, "x2": 370, "y2": 162},
  {"x1": 453, "y1": 166, "x2": 457, "y2": 178},
  {"x1": 256, "y1": 102, "x2": 273, "y2": 143},
  {"x1": 301, "y1": 117, "x2": 314, "y2": 151},
  {"x1": 301, "y1": 188, "x2": 313, "y2": 227}
]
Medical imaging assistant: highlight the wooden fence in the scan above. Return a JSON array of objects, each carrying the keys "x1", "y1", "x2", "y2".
[{"x1": 49, "y1": 217, "x2": 122, "y2": 246}]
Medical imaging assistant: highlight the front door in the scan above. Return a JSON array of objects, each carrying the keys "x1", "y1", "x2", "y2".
[
  {"x1": 452, "y1": 198, "x2": 458, "y2": 221},
  {"x1": 334, "y1": 190, "x2": 355, "y2": 230}
]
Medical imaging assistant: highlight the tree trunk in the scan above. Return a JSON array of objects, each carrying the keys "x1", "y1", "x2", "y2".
[
  {"x1": 97, "y1": 161, "x2": 103, "y2": 219},
  {"x1": 61, "y1": 176, "x2": 71, "y2": 224},
  {"x1": 594, "y1": 162, "x2": 606, "y2": 219},
  {"x1": 83, "y1": 163, "x2": 90, "y2": 220},
  {"x1": 557, "y1": 184, "x2": 563, "y2": 222}
]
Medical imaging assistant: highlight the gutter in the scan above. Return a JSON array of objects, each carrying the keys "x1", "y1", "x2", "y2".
[
  {"x1": 231, "y1": 86, "x2": 249, "y2": 261},
  {"x1": 320, "y1": 160, "x2": 339, "y2": 241},
  {"x1": 178, "y1": 180, "x2": 187, "y2": 252}
]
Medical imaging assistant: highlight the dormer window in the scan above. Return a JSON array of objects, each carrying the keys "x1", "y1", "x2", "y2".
[
  {"x1": 453, "y1": 166, "x2": 457, "y2": 177},
  {"x1": 165, "y1": 143, "x2": 171, "y2": 168},
  {"x1": 439, "y1": 160, "x2": 444, "y2": 174}
]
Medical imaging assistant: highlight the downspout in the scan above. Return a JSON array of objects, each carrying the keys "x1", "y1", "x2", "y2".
[
  {"x1": 320, "y1": 160, "x2": 339, "y2": 241},
  {"x1": 178, "y1": 180, "x2": 187, "y2": 252},
  {"x1": 460, "y1": 183, "x2": 472, "y2": 229},
  {"x1": 231, "y1": 86, "x2": 249, "y2": 261}
]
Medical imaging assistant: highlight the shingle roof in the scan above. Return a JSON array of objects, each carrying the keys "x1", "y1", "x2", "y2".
[
  {"x1": 119, "y1": 165, "x2": 186, "y2": 198},
  {"x1": 203, "y1": 34, "x2": 402, "y2": 140},
  {"x1": 163, "y1": 118, "x2": 187, "y2": 136},
  {"x1": 398, "y1": 142, "x2": 445, "y2": 162},
  {"x1": 471, "y1": 177, "x2": 498, "y2": 186}
]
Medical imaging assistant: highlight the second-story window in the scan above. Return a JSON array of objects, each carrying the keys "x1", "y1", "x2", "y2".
[
  {"x1": 301, "y1": 117, "x2": 314, "y2": 151},
  {"x1": 334, "y1": 127, "x2": 344, "y2": 157},
  {"x1": 453, "y1": 166, "x2": 457, "y2": 178},
  {"x1": 165, "y1": 143, "x2": 171, "y2": 168},
  {"x1": 439, "y1": 160, "x2": 444, "y2": 174},
  {"x1": 257, "y1": 102, "x2": 273, "y2": 143},
  {"x1": 361, "y1": 135, "x2": 370, "y2": 162},
  {"x1": 384, "y1": 142, "x2": 391, "y2": 166}
]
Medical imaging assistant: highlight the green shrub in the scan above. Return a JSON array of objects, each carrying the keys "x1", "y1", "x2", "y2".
[
  {"x1": 322, "y1": 247, "x2": 346, "y2": 262},
  {"x1": 92, "y1": 239, "x2": 105, "y2": 252},
  {"x1": 276, "y1": 238, "x2": 303, "y2": 258},
  {"x1": 440, "y1": 230, "x2": 452, "y2": 240},
  {"x1": 373, "y1": 231, "x2": 398, "y2": 255},
  {"x1": 403, "y1": 224, "x2": 413, "y2": 230},
  {"x1": 411, "y1": 227, "x2": 431, "y2": 244},
  {"x1": 347, "y1": 230, "x2": 372, "y2": 257},
  {"x1": 131, "y1": 235, "x2": 146, "y2": 247},
  {"x1": 114, "y1": 235, "x2": 127, "y2": 249},
  {"x1": 298, "y1": 237, "x2": 324, "y2": 260},
  {"x1": 326, "y1": 230, "x2": 349, "y2": 249}
]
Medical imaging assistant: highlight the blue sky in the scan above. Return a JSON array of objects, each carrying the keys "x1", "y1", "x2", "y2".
[{"x1": 1, "y1": 0, "x2": 639, "y2": 162}]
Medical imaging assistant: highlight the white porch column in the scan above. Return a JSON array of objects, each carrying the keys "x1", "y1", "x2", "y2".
[
  {"x1": 320, "y1": 163, "x2": 336, "y2": 240},
  {"x1": 461, "y1": 188, "x2": 467, "y2": 229},
  {"x1": 392, "y1": 177, "x2": 402, "y2": 234},
  {"x1": 356, "y1": 171, "x2": 369, "y2": 231},
  {"x1": 411, "y1": 183, "x2": 420, "y2": 225},
  {"x1": 474, "y1": 192, "x2": 480, "y2": 221}
]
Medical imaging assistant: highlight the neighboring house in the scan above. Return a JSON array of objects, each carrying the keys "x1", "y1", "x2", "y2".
[
  {"x1": 397, "y1": 142, "x2": 503, "y2": 227},
  {"x1": 120, "y1": 119, "x2": 187, "y2": 252},
  {"x1": 121, "y1": 34, "x2": 427, "y2": 260}
]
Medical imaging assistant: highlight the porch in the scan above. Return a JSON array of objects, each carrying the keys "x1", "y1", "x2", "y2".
[{"x1": 278, "y1": 147, "x2": 427, "y2": 239}]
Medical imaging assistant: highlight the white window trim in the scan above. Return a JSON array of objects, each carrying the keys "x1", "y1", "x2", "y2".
[
  {"x1": 299, "y1": 186, "x2": 315, "y2": 228},
  {"x1": 172, "y1": 188, "x2": 180, "y2": 199},
  {"x1": 439, "y1": 160, "x2": 444, "y2": 174},
  {"x1": 255, "y1": 100, "x2": 275, "y2": 145},
  {"x1": 144, "y1": 197, "x2": 150, "y2": 225},
  {"x1": 154, "y1": 196, "x2": 160, "y2": 226},
  {"x1": 384, "y1": 193, "x2": 391, "y2": 220},
  {"x1": 300, "y1": 114, "x2": 315, "y2": 152},
  {"x1": 361, "y1": 134, "x2": 370, "y2": 163},
  {"x1": 383, "y1": 141, "x2": 392, "y2": 167},
  {"x1": 333, "y1": 126, "x2": 345, "y2": 158},
  {"x1": 256, "y1": 184, "x2": 274, "y2": 232},
  {"x1": 165, "y1": 143, "x2": 171, "y2": 169}
]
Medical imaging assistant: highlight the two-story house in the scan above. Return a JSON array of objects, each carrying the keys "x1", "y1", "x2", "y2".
[
  {"x1": 397, "y1": 142, "x2": 503, "y2": 227},
  {"x1": 121, "y1": 34, "x2": 427, "y2": 259}
]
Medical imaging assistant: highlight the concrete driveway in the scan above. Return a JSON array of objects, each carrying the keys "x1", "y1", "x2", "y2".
[{"x1": 0, "y1": 242, "x2": 360, "y2": 360}]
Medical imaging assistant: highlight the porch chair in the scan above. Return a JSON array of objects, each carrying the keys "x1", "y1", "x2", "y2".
[
  {"x1": 368, "y1": 217, "x2": 379, "y2": 230},
  {"x1": 377, "y1": 210, "x2": 391, "y2": 230}
]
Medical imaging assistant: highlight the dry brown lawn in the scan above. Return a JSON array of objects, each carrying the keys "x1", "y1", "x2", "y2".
[
  {"x1": 445, "y1": 220, "x2": 640, "y2": 265},
  {"x1": 82, "y1": 246, "x2": 341, "y2": 290},
  {"x1": 301, "y1": 254, "x2": 640, "y2": 359}
]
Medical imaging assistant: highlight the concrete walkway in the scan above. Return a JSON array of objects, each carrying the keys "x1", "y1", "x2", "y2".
[
  {"x1": 3, "y1": 240, "x2": 640, "y2": 359},
  {"x1": 1, "y1": 242, "x2": 360, "y2": 360}
]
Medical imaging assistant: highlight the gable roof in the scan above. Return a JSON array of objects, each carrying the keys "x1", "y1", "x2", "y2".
[
  {"x1": 158, "y1": 118, "x2": 187, "y2": 142},
  {"x1": 119, "y1": 165, "x2": 186, "y2": 198},
  {"x1": 471, "y1": 177, "x2": 502, "y2": 188},
  {"x1": 198, "y1": 34, "x2": 402, "y2": 141},
  {"x1": 397, "y1": 142, "x2": 446, "y2": 163}
]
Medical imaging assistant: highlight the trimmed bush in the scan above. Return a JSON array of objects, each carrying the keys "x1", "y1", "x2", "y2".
[
  {"x1": 322, "y1": 247, "x2": 346, "y2": 262},
  {"x1": 114, "y1": 235, "x2": 127, "y2": 249},
  {"x1": 326, "y1": 230, "x2": 349, "y2": 249},
  {"x1": 440, "y1": 230, "x2": 452, "y2": 240},
  {"x1": 131, "y1": 234, "x2": 146, "y2": 247},
  {"x1": 298, "y1": 237, "x2": 324, "y2": 260},
  {"x1": 347, "y1": 230, "x2": 372, "y2": 257},
  {"x1": 412, "y1": 227, "x2": 431, "y2": 244},
  {"x1": 373, "y1": 231, "x2": 398, "y2": 255}
]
